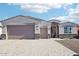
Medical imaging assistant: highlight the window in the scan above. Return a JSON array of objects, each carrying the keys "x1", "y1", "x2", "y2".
[
  {"x1": 69, "y1": 27, "x2": 72, "y2": 33},
  {"x1": 64, "y1": 27, "x2": 67, "y2": 33},
  {"x1": 64, "y1": 26, "x2": 72, "y2": 34}
]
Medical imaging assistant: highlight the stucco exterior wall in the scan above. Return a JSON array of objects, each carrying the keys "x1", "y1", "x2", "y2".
[
  {"x1": 48, "y1": 23, "x2": 51, "y2": 34},
  {"x1": 72, "y1": 27, "x2": 77, "y2": 34},
  {"x1": 2, "y1": 16, "x2": 41, "y2": 25},
  {"x1": 59, "y1": 25, "x2": 64, "y2": 34},
  {"x1": 35, "y1": 23, "x2": 40, "y2": 34},
  {"x1": 0, "y1": 28, "x2": 2, "y2": 35},
  {"x1": 2, "y1": 16, "x2": 44, "y2": 35},
  {"x1": 59, "y1": 22, "x2": 77, "y2": 38},
  {"x1": 35, "y1": 21, "x2": 51, "y2": 38},
  {"x1": 0, "y1": 22, "x2": 2, "y2": 35},
  {"x1": 59, "y1": 25, "x2": 77, "y2": 34}
]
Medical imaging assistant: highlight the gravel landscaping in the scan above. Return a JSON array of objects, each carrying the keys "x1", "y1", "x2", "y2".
[{"x1": 56, "y1": 39, "x2": 79, "y2": 53}]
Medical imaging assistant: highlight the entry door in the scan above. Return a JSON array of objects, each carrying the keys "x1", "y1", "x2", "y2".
[{"x1": 51, "y1": 27, "x2": 56, "y2": 38}]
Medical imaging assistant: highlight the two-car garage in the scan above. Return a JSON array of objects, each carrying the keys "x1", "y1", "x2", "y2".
[
  {"x1": 7, "y1": 24, "x2": 48, "y2": 39},
  {"x1": 1, "y1": 15, "x2": 49, "y2": 39},
  {"x1": 7, "y1": 24, "x2": 35, "y2": 39}
]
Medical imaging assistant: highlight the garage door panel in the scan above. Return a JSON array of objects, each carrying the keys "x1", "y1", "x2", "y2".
[
  {"x1": 7, "y1": 25, "x2": 35, "y2": 39},
  {"x1": 40, "y1": 28, "x2": 48, "y2": 38}
]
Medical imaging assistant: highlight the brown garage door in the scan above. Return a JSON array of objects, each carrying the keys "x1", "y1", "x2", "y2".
[
  {"x1": 40, "y1": 28, "x2": 48, "y2": 39},
  {"x1": 7, "y1": 24, "x2": 35, "y2": 39}
]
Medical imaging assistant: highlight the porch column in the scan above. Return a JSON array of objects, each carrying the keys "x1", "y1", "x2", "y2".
[
  {"x1": 48, "y1": 23, "x2": 51, "y2": 38},
  {"x1": 6, "y1": 25, "x2": 8, "y2": 40}
]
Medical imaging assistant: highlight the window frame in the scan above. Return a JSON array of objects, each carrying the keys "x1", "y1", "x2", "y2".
[{"x1": 64, "y1": 26, "x2": 72, "y2": 34}]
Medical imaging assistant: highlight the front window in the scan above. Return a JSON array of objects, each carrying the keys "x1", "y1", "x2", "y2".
[
  {"x1": 68, "y1": 27, "x2": 72, "y2": 33},
  {"x1": 64, "y1": 26, "x2": 72, "y2": 34}
]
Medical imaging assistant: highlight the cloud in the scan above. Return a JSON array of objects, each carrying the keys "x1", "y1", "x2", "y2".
[
  {"x1": 8, "y1": 3, "x2": 79, "y2": 22},
  {"x1": 8, "y1": 3, "x2": 64, "y2": 13},
  {"x1": 67, "y1": 4, "x2": 79, "y2": 20},
  {"x1": 20, "y1": 4, "x2": 51, "y2": 13},
  {"x1": 3, "y1": 0, "x2": 78, "y2": 3},
  {"x1": 50, "y1": 4, "x2": 79, "y2": 22},
  {"x1": 9, "y1": 3, "x2": 76, "y2": 14},
  {"x1": 50, "y1": 16, "x2": 76, "y2": 22}
]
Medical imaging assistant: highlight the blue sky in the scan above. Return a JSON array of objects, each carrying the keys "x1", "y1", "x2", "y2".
[{"x1": 0, "y1": 3, "x2": 79, "y2": 23}]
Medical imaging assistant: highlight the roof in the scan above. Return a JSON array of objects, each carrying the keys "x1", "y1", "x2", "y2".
[
  {"x1": 48, "y1": 19, "x2": 61, "y2": 23},
  {"x1": 1, "y1": 15, "x2": 45, "y2": 22},
  {"x1": 60, "y1": 21, "x2": 77, "y2": 25},
  {"x1": 59, "y1": 21, "x2": 78, "y2": 26}
]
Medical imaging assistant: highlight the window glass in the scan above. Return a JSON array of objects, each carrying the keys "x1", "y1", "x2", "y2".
[
  {"x1": 64, "y1": 26, "x2": 72, "y2": 34},
  {"x1": 64, "y1": 27, "x2": 67, "y2": 33},
  {"x1": 68, "y1": 27, "x2": 72, "y2": 33}
]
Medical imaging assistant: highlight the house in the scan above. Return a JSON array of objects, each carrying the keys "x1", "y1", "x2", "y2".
[
  {"x1": 1, "y1": 15, "x2": 49, "y2": 39},
  {"x1": 0, "y1": 15, "x2": 78, "y2": 39},
  {"x1": 59, "y1": 22, "x2": 78, "y2": 38}
]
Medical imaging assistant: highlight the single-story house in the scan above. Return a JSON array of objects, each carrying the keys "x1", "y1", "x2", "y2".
[{"x1": 0, "y1": 15, "x2": 78, "y2": 39}]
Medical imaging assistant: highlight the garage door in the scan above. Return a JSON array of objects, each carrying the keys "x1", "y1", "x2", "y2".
[
  {"x1": 40, "y1": 28, "x2": 48, "y2": 39},
  {"x1": 7, "y1": 24, "x2": 35, "y2": 39}
]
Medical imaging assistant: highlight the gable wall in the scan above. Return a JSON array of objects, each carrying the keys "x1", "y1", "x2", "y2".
[
  {"x1": 2, "y1": 17, "x2": 41, "y2": 25},
  {"x1": 2, "y1": 16, "x2": 43, "y2": 36}
]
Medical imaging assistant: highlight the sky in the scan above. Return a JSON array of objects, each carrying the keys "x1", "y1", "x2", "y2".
[{"x1": 0, "y1": 3, "x2": 79, "y2": 23}]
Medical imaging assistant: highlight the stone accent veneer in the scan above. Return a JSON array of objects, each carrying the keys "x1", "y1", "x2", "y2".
[
  {"x1": 59, "y1": 34, "x2": 77, "y2": 39},
  {"x1": 48, "y1": 34, "x2": 51, "y2": 38},
  {"x1": 35, "y1": 34, "x2": 40, "y2": 39}
]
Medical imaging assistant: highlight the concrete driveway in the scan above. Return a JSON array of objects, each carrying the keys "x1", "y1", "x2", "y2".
[{"x1": 0, "y1": 39, "x2": 76, "y2": 56}]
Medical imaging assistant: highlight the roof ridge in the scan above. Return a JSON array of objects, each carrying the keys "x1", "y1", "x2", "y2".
[{"x1": 1, "y1": 15, "x2": 45, "y2": 22}]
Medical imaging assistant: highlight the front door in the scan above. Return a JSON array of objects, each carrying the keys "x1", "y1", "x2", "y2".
[
  {"x1": 51, "y1": 22, "x2": 59, "y2": 38},
  {"x1": 51, "y1": 27, "x2": 56, "y2": 38}
]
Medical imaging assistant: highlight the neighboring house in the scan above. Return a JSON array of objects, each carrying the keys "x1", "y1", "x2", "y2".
[
  {"x1": 59, "y1": 22, "x2": 78, "y2": 38},
  {"x1": 0, "y1": 15, "x2": 78, "y2": 39}
]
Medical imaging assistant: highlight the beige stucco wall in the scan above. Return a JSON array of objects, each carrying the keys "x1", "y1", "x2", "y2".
[
  {"x1": 2, "y1": 16, "x2": 42, "y2": 35},
  {"x1": 40, "y1": 21, "x2": 51, "y2": 34},
  {"x1": 2, "y1": 16, "x2": 41, "y2": 25},
  {"x1": 59, "y1": 25, "x2": 77, "y2": 34},
  {"x1": 0, "y1": 22, "x2": 2, "y2": 35},
  {"x1": 35, "y1": 23, "x2": 40, "y2": 34}
]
